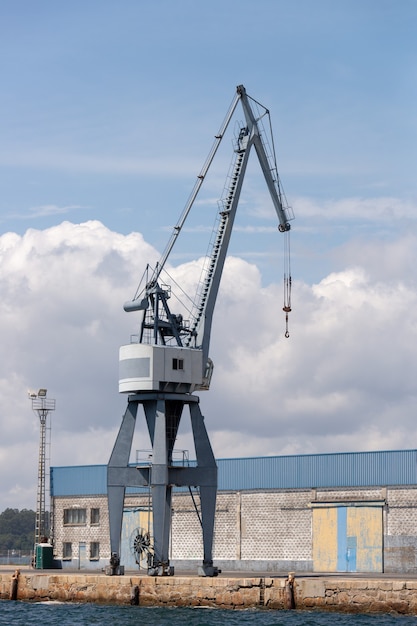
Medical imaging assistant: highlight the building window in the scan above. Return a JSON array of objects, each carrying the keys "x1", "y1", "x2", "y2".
[
  {"x1": 62, "y1": 542, "x2": 72, "y2": 560},
  {"x1": 90, "y1": 542, "x2": 100, "y2": 560},
  {"x1": 172, "y1": 358, "x2": 184, "y2": 370},
  {"x1": 63, "y1": 508, "x2": 87, "y2": 525},
  {"x1": 90, "y1": 508, "x2": 100, "y2": 525}
]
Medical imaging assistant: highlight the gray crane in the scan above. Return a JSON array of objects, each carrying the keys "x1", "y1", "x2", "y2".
[{"x1": 107, "y1": 85, "x2": 293, "y2": 577}]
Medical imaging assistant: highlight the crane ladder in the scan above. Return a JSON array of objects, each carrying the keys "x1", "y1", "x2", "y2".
[{"x1": 187, "y1": 148, "x2": 246, "y2": 344}]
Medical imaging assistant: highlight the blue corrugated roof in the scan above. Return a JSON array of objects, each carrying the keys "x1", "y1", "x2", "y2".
[
  {"x1": 217, "y1": 449, "x2": 417, "y2": 490},
  {"x1": 50, "y1": 449, "x2": 417, "y2": 497},
  {"x1": 51, "y1": 465, "x2": 107, "y2": 496}
]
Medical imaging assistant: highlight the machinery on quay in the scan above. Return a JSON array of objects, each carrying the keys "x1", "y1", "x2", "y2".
[{"x1": 107, "y1": 85, "x2": 293, "y2": 576}]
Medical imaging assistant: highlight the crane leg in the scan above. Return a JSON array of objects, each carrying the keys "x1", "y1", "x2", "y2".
[
  {"x1": 150, "y1": 484, "x2": 173, "y2": 575},
  {"x1": 190, "y1": 402, "x2": 220, "y2": 576},
  {"x1": 146, "y1": 398, "x2": 176, "y2": 575},
  {"x1": 107, "y1": 399, "x2": 139, "y2": 574},
  {"x1": 107, "y1": 393, "x2": 219, "y2": 576}
]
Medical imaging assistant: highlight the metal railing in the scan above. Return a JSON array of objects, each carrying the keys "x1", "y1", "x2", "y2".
[{"x1": 0, "y1": 550, "x2": 32, "y2": 565}]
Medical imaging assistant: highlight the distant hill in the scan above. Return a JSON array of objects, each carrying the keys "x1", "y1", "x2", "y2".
[{"x1": 0, "y1": 508, "x2": 36, "y2": 551}]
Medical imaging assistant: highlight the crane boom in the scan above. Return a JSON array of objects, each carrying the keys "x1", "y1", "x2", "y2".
[
  {"x1": 189, "y1": 85, "x2": 292, "y2": 369},
  {"x1": 120, "y1": 85, "x2": 293, "y2": 394},
  {"x1": 151, "y1": 90, "x2": 241, "y2": 285}
]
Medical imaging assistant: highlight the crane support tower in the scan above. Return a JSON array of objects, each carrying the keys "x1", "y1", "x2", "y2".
[{"x1": 107, "y1": 85, "x2": 293, "y2": 577}]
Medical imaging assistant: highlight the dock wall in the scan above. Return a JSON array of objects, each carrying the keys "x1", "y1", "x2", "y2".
[{"x1": 2, "y1": 571, "x2": 417, "y2": 614}]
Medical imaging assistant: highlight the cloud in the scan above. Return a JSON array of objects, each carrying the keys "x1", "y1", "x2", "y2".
[
  {"x1": 1, "y1": 212, "x2": 417, "y2": 511},
  {"x1": 203, "y1": 260, "x2": 417, "y2": 455},
  {"x1": 335, "y1": 234, "x2": 417, "y2": 283},
  {"x1": 28, "y1": 204, "x2": 86, "y2": 218},
  {"x1": 295, "y1": 196, "x2": 417, "y2": 223}
]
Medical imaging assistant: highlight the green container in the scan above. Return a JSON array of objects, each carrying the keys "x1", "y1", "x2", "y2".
[{"x1": 35, "y1": 543, "x2": 54, "y2": 569}]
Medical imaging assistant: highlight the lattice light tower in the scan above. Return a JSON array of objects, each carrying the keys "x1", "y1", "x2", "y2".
[{"x1": 29, "y1": 389, "x2": 55, "y2": 547}]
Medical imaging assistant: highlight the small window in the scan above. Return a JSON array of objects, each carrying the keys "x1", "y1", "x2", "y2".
[
  {"x1": 90, "y1": 508, "x2": 100, "y2": 525},
  {"x1": 90, "y1": 542, "x2": 100, "y2": 560},
  {"x1": 63, "y1": 542, "x2": 72, "y2": 560},
  {"x1": 172, "y1": 358, "x2": 184, "y2": 370},
  {"x1": 63, "y1": 508, "x2": 87, "y2": 525}
]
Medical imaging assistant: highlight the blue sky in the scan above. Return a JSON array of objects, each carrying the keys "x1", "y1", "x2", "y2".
[
  {"x1": 1, "y1": 0, "x2": 417, "y2": 512},
  {"x1": 1, "y1": 0, "x2": 416, "y2": 280}
]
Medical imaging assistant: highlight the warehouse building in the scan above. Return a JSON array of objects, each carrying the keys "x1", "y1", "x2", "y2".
[{"x1": 50, "y1": 449, "x2": 417, "y2": 574}]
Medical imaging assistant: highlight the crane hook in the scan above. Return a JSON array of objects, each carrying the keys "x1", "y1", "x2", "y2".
[
  {"x1": 283, "y1": 307, "x2": 291, "y2": 338},
  {"x1": 282, "y1": 229, "x2": 292, "y2": 338}
]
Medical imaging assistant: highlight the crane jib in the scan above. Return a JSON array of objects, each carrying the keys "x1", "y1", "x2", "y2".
[{"x1": 122, "y1": 84, "x2": 294, "y2": 389}]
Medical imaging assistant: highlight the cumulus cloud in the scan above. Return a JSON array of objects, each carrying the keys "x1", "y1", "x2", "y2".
[
  {"x1": 0, "y1": 222, "x2": 158, "y2": 504},
  {"x1": 1, "y1": 211, "x2": 417, "y2": 511}
]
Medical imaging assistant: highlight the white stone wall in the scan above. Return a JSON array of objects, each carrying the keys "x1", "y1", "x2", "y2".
[
  {"x1": 51, "y1": 485, "x2": 417, "y2": 572},
  {"x1": 52, "y1": 495, "x2": 110, "y2": 566},
  {"x1": 171, "y1": 492, "x2": 204, "y2": 560},
  {"x1": 384, "y1": 486, "x2": 417, "y2": 572},
  {"x1": 212, "y1": 492, "x2": 239, "y2": 560},
  {"x1": 386, "y1": 487, "x2": 417, "y2": 536},
  {"x1": 315, "y1": 487, "x2": 384, "y2": 501},
  {"x1": 239, "y1": 490, "x2": 312, "y2": 561}
]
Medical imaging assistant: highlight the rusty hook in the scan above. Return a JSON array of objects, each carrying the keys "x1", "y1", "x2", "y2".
[{"x1": 284, "y1": 311, "x2": 290, "y2": 338}]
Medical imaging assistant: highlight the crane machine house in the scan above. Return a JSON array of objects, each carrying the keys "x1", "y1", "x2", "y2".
[{"x1": 119, "y1": 343, "x2": 206, "y2": 394}]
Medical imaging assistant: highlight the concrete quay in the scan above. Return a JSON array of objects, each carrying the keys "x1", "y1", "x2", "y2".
[{"x1": 2, "y1": 567, "x2": 417, "y2": 613}]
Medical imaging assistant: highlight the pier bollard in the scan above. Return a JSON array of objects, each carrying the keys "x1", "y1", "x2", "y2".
[
  {"x1": 130, "y1": 585, "x2": 139, "y2": 605},
  {"x1": 285, "y1": 572, "x2": 295, "y2": 609},
  {"x1": 9, "y1": 569, "x2": 20, "y2": 601}
]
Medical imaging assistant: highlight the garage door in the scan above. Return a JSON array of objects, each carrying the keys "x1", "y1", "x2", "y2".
[{"x1": 312, "y1": 504, "x2": 383, "y2": 573}]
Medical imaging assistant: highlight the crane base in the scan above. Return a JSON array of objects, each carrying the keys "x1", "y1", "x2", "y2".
[
  {"x1": 104, "y1": 565, "x2": 125, "y2": 576},
  {"x1": 148, "y1": 564, "x2": 174, "y2": 576},
  {"x1": 198, "y1": 564, "x2": 221, "y2": 577}
]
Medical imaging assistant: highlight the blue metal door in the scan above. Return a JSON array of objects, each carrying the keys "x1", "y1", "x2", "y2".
[
  {"x1": 346, "y1": 536, "x2": 357, "y2": 572},
  {"x1": 78, "y1": 542, "x2": 87, "y2": 570}
]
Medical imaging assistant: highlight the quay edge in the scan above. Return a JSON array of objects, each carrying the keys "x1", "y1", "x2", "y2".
[{"x1": 2, "y1": 570, "x2": 417, "y2": 613}]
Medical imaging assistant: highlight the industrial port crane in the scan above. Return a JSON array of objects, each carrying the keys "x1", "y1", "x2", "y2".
[{"x1": 107, "y1": 85, "x2": 293, "y2": 577}]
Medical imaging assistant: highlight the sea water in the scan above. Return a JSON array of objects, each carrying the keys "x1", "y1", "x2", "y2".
[{"x1": 1, "y1": 602, "x2": 416, "y2": 626}]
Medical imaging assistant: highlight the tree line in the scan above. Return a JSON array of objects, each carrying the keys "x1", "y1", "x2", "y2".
[{"x1": 0, "y1": 508, "x2": 35, "y2": 551}]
